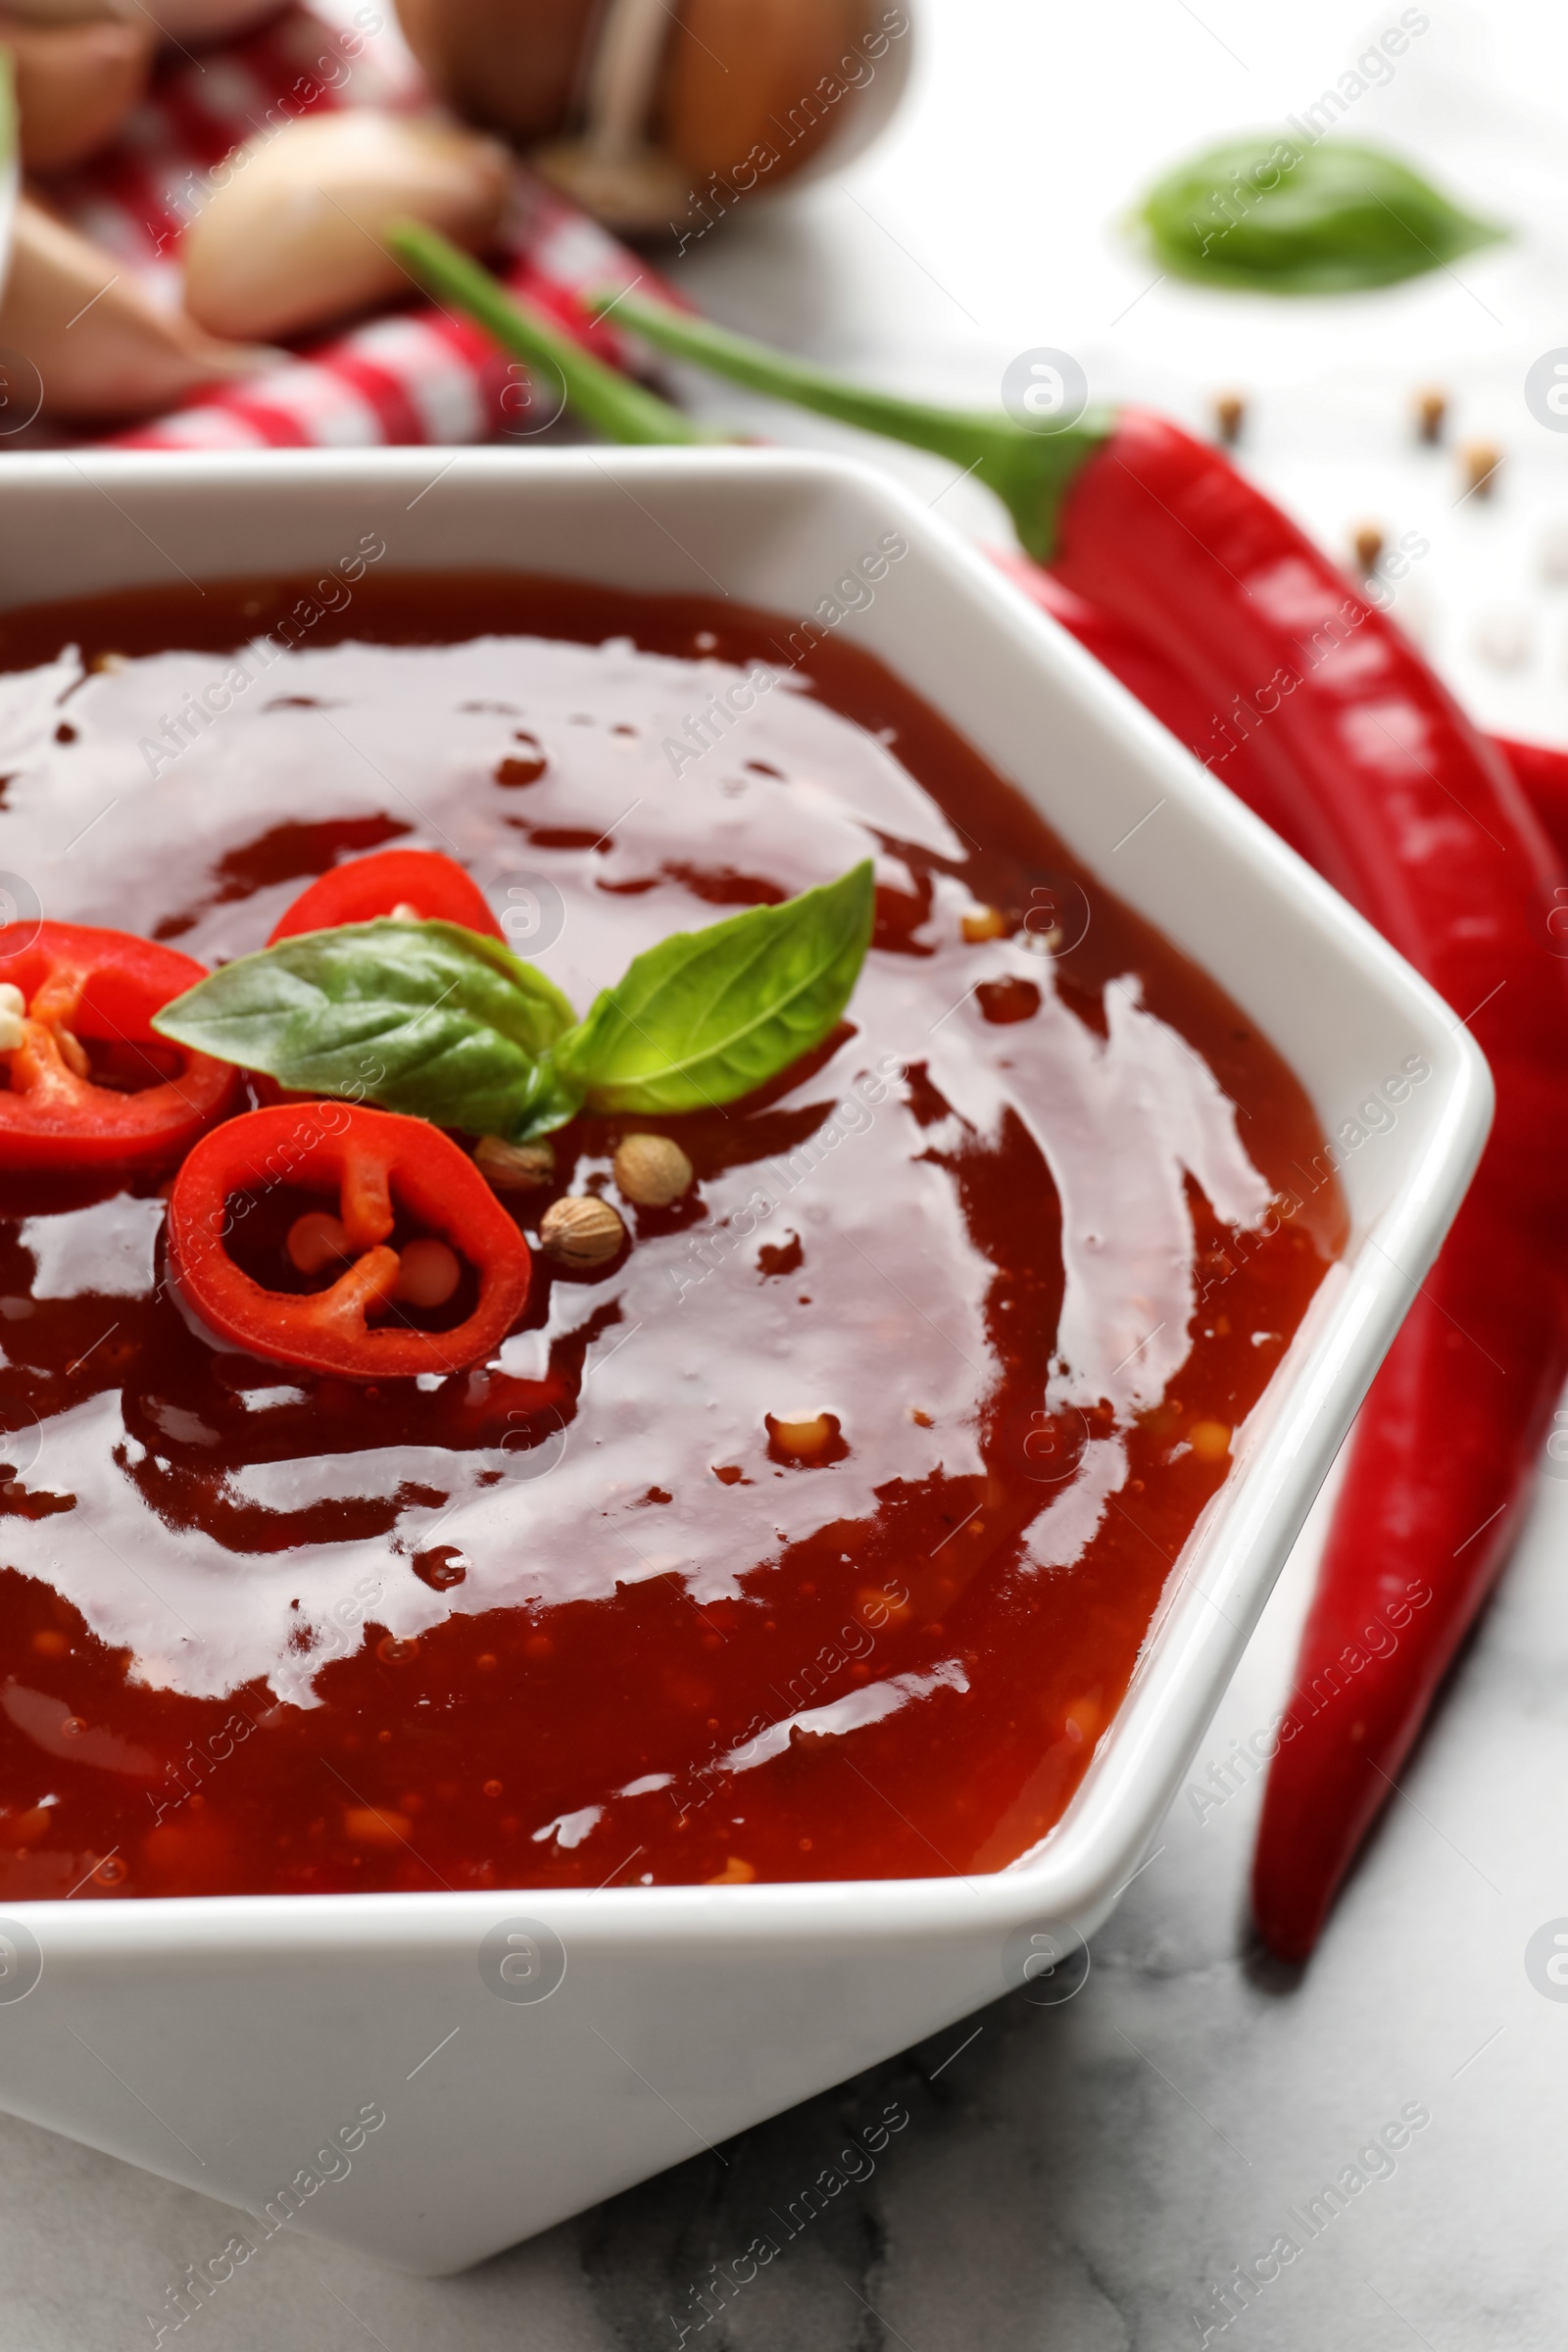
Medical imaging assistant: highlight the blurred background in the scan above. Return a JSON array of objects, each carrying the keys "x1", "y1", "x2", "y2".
[{"x1": 4, "y1": 2, "x2": 1566, "y2": 2345}]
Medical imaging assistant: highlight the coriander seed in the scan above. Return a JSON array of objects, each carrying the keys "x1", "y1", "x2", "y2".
[
  {"x1": 475, "y1": 1135, "x2": 555, "y2": 1192},
  {"x1": 540, "y1": 1195, "x2": 626, "y2": 1266},
  {"x1": 613, "y1": 1132, "x2": 694, "y2": 1206}
]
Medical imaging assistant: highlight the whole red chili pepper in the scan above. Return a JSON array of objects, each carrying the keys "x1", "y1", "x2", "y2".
[
  {"x1": 1492, "y1": 735, "x2": 1568, "y2": 876},
  {"x1": 984, "y1": 559, "x2": 1568, "y2": 1953},
  {"x1": 269, "y1": 848, "x2": 504, "y2": 944},
  {"x1": 391, "y1": 248, "x2": 1568, "y2": 1956},
  {"x1": 168, "y1": 1103, "x2": 531, "y2": 1380},
  {"x1": 974, "y1": 542, "x2": 1568, "y2": 1961},
  {"x1": 998, "y1": 570, "x2": 1568, "y2": 909},
  {"x1": 0, "y1": 922, "x2": 239, "y2": 1169}
]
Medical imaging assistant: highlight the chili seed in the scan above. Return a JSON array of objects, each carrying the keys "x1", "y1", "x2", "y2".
[
  {"x1": 394, "y1": 1238, "x2": 462, "y2": 1307},
  {"x1": 1351, "y1": 523, "x2": 1385, "y2": 574},
  {"x1": 707, "y1": 1856, "x2": 756, "y2": 1885},
  {"x1": 343, "y1": 1805, "x2": 411, "y2": 1844},
  {"x1": 961, "y1": 905, "x2": 1007, "y2": 943},
  {"x1": 55, "y1": 1027, "x2": 90, "y2": 1079},
  {"x1": 287, "y1": 1210, "x2": 351, "y2": 1275},
  {"x1": 1213, "y1": 391, "x2": 1246, "y2": 445},
  {"x1": 1459, "y1": 438, "x2": 1501, "y2": 498},
  {"x1": 0, "y1": 1010, "x2": 24, "y2": 1053},
  {"x1": 1187, "y1": 1418, "x2": 1232, "y2": 1463},
  {"x1": 1414, "y1": 386, "x2": 1447, "y2": 442},
  {"x1": 389, "y1": 900, "x2": 421, "y2": 919}
]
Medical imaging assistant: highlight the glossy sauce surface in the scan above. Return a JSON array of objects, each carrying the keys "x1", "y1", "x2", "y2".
[{"x1": 0, "y1": 573, "x2": 1344, "y2": 1898}]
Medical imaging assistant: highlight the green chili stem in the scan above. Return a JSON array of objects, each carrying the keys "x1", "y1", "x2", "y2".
[
  {"x1": 383, "y1": 221, "x2": 712, "y2": 449},
  {"x1": 381, "y1": 221, "x2": 1110, "y2": 562},
  {"x1": 589, "y1": 288, "x2": 1114, "y2": 561}
]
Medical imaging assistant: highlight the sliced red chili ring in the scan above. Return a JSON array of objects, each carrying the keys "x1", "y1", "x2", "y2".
[
  {"x1": 167, "y1": 1103, "x2": 531, "y2": 1380},
  {"x1": 268, "y1": 849, "x2": 504, "y2": 943},
  {"x1": 0, "y1": 922, "x2": 240, "y2": 1170}
]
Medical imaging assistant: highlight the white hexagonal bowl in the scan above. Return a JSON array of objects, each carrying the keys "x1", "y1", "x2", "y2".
[{"x1": 0, "y1": 448, "x2": 1489, "y2": 2274}]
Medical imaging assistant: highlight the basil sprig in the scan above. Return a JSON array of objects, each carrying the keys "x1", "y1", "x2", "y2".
[
  {"x1": 154, "y1": 862, "x2": 876, "y2": 1142},
  {"x1": 556, "y1": 862, "x2": 875, "y2": 1114},
  {"x1": 1137, "y1": 135, "x2": 1506, "y2": 294}
]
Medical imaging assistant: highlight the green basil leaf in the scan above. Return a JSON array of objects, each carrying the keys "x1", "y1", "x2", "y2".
[
  {"x1": 1137, "y1": 134, "x2": 1506, "y2": 294},
  {"x1": 154, "y1": 920, "x2": 579, "y2": 1140},
  {"x1": 507, "y1": 1054, "x2": 589, "y2": 1143},
  {"x1": 556, "y1": 860, "x2": 875, "y2": 1115}
]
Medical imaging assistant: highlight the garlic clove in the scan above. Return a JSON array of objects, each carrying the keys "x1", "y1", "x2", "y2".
[
  {"x1": 2, "y1": 0, "x2": 281, "y2": 32},
  {"x1": 531, "y1": 0, "x2": 688, "y2": 233},
  {"x1": 1, "y1": 11, "x2": 156, "y2": 172},
  {"x1": 0, "y1": 196, "x2": 273, "y2": 421},
  {"x1": 0, "y1": 0, "x2": 117, "y2": 18},
  {"x1": 133, "y1": 0, "x2": 292, "y2": 33},
  {"x1": 659, "y1": 0, "x2": 868, "y2": 190},
  {"x1": 395, "y1": 0, "x2": 907, "y2": 237},
  {"x1": 394, "y1": 0, "x2": 601, "y2": 149},
  {"x1": 530, "y1": 138, "x2": 687, "y2": 235},
  {"x1": 180, "y1": 113, "x2": 512, "y2": 345}
]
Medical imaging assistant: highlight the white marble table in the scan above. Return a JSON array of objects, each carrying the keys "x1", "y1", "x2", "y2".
[{"x1": 8, "y1": 0, "x2": 1568, "y2": 2341}]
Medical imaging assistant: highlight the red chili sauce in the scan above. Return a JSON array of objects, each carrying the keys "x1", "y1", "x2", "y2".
[{"x1": 0, "y1": 572, "x2": 1345, "y2": 1898}]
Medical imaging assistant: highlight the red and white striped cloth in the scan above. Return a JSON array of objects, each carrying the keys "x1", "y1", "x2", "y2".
[{"x1": 34, "y1": 2, "x2": 662, "y2": 451}]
